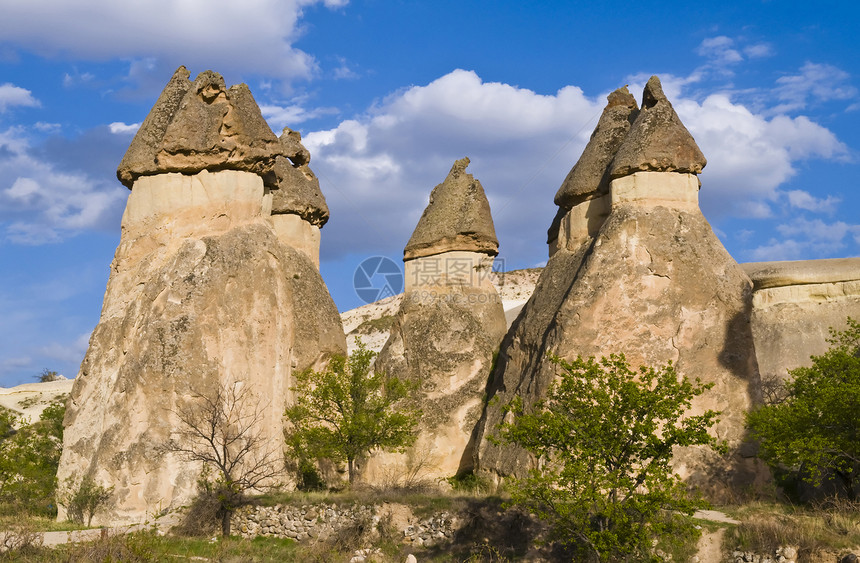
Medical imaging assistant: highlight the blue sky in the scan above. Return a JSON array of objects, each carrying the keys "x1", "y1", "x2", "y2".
[{"x1": 0, "y1": 0, "x2": 858, "y2": 386}]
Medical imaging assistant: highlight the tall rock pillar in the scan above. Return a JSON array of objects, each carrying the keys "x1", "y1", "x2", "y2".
[
  {"x1": 57, "y1": 67, "x2": 345, "y2": 524},
  {"x1": 368, "y1": 158, "x2": 507, "y2": 483},
  {"x1": 476, "y1": 77, "x2": 764, "y2": 497}
]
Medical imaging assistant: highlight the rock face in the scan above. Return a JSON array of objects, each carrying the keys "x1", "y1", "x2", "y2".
[
  {"x1": 270, "y1": 128, "x2": 330, "y2": 267},
  {"x1": 609, "y1": 76, "x2": 706, "y2": 178},
  {"x1": 403, "y1": 157, "x2": 498, "y2": 260},
  {"x1": 369, "y1": 159, "x2": 506, "y2": 482},
  {"x1": 58, "y1": 69, "x2": 345, "y2": 524},
  {"x1": 743, "y1": 258, "x2": 860, "y2": 387},
  {"x1": 548, "y1": 87, "x2": 637, "y2": 256},
  {"x1": 476, "y1": 78, "x2": 763, "y2": 497},
  {"x1": 117, "y1": 67, "x2": 284, "y2": 189}
]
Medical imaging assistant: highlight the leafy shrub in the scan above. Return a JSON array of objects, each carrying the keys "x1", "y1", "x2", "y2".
[
  {"x1": 498, "y1": 354, "x2": 722, "y2": 561},
  {"x1": 63, "y1": 476, "x2": 113, "y2": 526},
  {"x1": 747, "y1": 317, "x2": 860, "y2": 499}
]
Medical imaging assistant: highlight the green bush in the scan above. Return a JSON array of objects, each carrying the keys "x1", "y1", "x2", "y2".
[
  {"x1": 498, "y1": 354, "x2": 722, "y2": 562},
  {"x1": 747, "y1": 317, "x2": 860, "y2": 499},
  {"x1": 285, "y1": 340, "x2": 420, "y2": 485},
  {"x1": 0, "y1": 400, "x2": 65, "y2": 516},
  {"x1": 63, "y1": 476, "x2": 113, "y2": 526}
]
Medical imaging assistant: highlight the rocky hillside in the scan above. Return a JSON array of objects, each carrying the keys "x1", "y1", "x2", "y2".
[{"x1": 0, "y1": 377, "x2": 73, "y2": 424}]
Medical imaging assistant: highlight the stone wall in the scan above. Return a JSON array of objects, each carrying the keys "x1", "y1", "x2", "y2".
[{"x1": 232, "y1": 503, "x2": 456, "y2": 548}]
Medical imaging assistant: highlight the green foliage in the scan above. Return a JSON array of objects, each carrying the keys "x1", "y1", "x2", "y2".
[
  {"x1": 0, "y1": 399, "x2": 66, "y2": 516},
  {"x1": 446, "y1": 471, "x2": 493, "y2": 495},
  {"x1": 62, "y1": 475, "x2": 113, "y2": 526},
  {"x1": 285, "y1": 341, "x2": 420, "y2": 485},
  {"x1": 747, "y1": 317, "x2": 860, "y2": 498},
  {"x1": 499, "y1": 354, "x2": 722, "y2": 562}
]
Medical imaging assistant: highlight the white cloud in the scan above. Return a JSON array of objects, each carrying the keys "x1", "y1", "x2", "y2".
[
  {"x1": 260, "y1": 103, "x2": 337, "y2": 131},
  {"x1": 34, "y1": 121, "x2": 61, "y2": 133},
  {"x1": 305, "y1": 70, "x2": 605, "y2": 262},
  {"x1": 332, "y1": 57, "x2": 359, "y2": 80},
  {"x1": 750, "y1": 218, "x2": 860, "y2": 260},
  {"x1": 670, "y1": 92, "x2": 847, "y2": 218},
  {"x1": 772, "y1": 62, "x2": 858, "y2": 114},
  {"x1": 109, "y1": 121, "x2": 141, "y2": 134},
  {"x1": 743, "y1": 43, "x2": 773, "y2": 59},
  {"x1": 0, "y1": 126, "x2": 127, "y2": 244},
  {"x1": 697, "y1": 36, "x2": 743, "y2": 66},
  {"x1": 786, "y1": 190, "x2": 840, "y2": 214},
  {"x1": 0, "y1": 0, "x2": 347, "y2": 83},
  {"x1": 0, "y1": 83, "x2": 40, "y2": 112}
]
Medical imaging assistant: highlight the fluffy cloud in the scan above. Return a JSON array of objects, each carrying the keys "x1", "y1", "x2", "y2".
[
  {"x1": 301, "y1": 69, "x2": 849, "y2": 268},
  {"x1": 0, "y1": 83, "x2": 39, "y2": 112},
  {"x1": 109, "y1": 122, "x2": 140, "y2": 134},
  {"x1": 772, "y1": 62, "x2": 858, "y2": 114},
  {"x1": 0, "y1": 0, "x2": 347, "y2": 83},
  {"x1": 679, "y1": 93, "x2": 847, "y2": 217},
  {"x1": 751, "y1": 218, "x2": 860, "y2": 261},
  {"x1": 697, "y1": 36, "x2": 743, "y2": 66},
  {"x1": 786, "y1": 190, "x2": 840, "y2": 214},
  {"x1": 0, "y1": 126, "x2": 127, "y2": 244},
  {"x1": 306, "y1": 69, "x2": 605, "y2": 264}
]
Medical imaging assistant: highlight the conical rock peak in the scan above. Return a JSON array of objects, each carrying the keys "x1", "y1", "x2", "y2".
[
  {"x1": 117, "y1": 66, "x2": 284, "y2": 189},
  {"x1": 609, "y1": 76, "x2": 706, "y2": 178},
  {"x1": 554, "y1": 86, "x2": 638, "y2": 208},
  {"x1": 404, "y1": 157, "x2": 498, "y2": 260}
]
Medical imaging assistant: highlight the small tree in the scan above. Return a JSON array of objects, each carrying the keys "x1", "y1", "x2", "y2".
[
  {"x1": 166, "y1": 382, "x2": 282, "y2": 537},
  {"x1": 747, "y1": 317, "x2": 860, "y2": 499},
  {"x1": 499, "y1": 354, "x2": 722, "y2": 562},
  {"x1": 63, "y1": 476, "x2": 113, "y2": 526},
  {"x1": 0, "y1": 400, "x2": 66, "y2": 516},
  {"x1": 285, "y1": 341, "x2": 419, "y2": 485}
]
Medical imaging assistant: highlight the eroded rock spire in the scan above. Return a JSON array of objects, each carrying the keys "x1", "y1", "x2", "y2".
[
  {"x1": 609, "y1": 75, "x2": 707, "y2": 178},
  {"x1": 117, "y1": 66, "x2": 284, "y2": 189},
  {"x1": 404, "y1": 157, "x2": 498, "y2": 260},
  {"x1": 554, "y1": 86, "x2": 639, "y2": 209}
]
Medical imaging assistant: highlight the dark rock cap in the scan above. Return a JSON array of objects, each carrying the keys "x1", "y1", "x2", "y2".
[
  {"x1": 554, "y1": 86, "x2": 638, "y2": 208},
  {"x1": 117, "y1": 66, "x2": 284, "y2": 189},
  {"x1": 404, "y1": 157, "x2": 498, "y2": 260},
  {"x1": 609, "y1": 76, "x2": 706, "y2": 179},
  {"x1": 271, "y1": 128, "x2": 330, "y2": 227}
]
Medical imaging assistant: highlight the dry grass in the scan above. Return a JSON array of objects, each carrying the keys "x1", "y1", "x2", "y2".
[{"x1": 726, "y1": 498, "x2": 860, "y2": 562}]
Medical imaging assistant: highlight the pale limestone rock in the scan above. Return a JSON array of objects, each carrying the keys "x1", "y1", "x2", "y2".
[
  {"x1": 369, "y1": 162, "x2": 506, "y2": 482},
  {"x1": 743, "y1": 258, "x2": 860, "y2": 386},
  {"x1": 549, "y1": 194, "x2": 610, "y2": 255},
  {"x1": 476, "y1": 174, "x2": 762, "y2": 496},
  {"x1": 271, "y1": 213, "x2": 321, "y2": 268},
  {"x1": 58, "y1": 169, "x2": 345, "y2": 524}
]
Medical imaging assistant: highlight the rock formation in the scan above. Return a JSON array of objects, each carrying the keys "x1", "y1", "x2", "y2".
[
  {"x1": 548, "y1": 86, "x2": 638, "y2": 256},
  {"x1": 270, "y1": 127, "x2": 330, "y2": 268},
  {"x1": 58, "y1": 67, "x2": 345, "y2": 524},
  {"x1": 743, "y1": 258, "x2": 860, "y2": 388},
  {"x1": 368, "y1": 158, "x2": 507, "y2": 483},
  {"x1": 475, "y1": 76, "x2": 763, "y2": 497}
]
